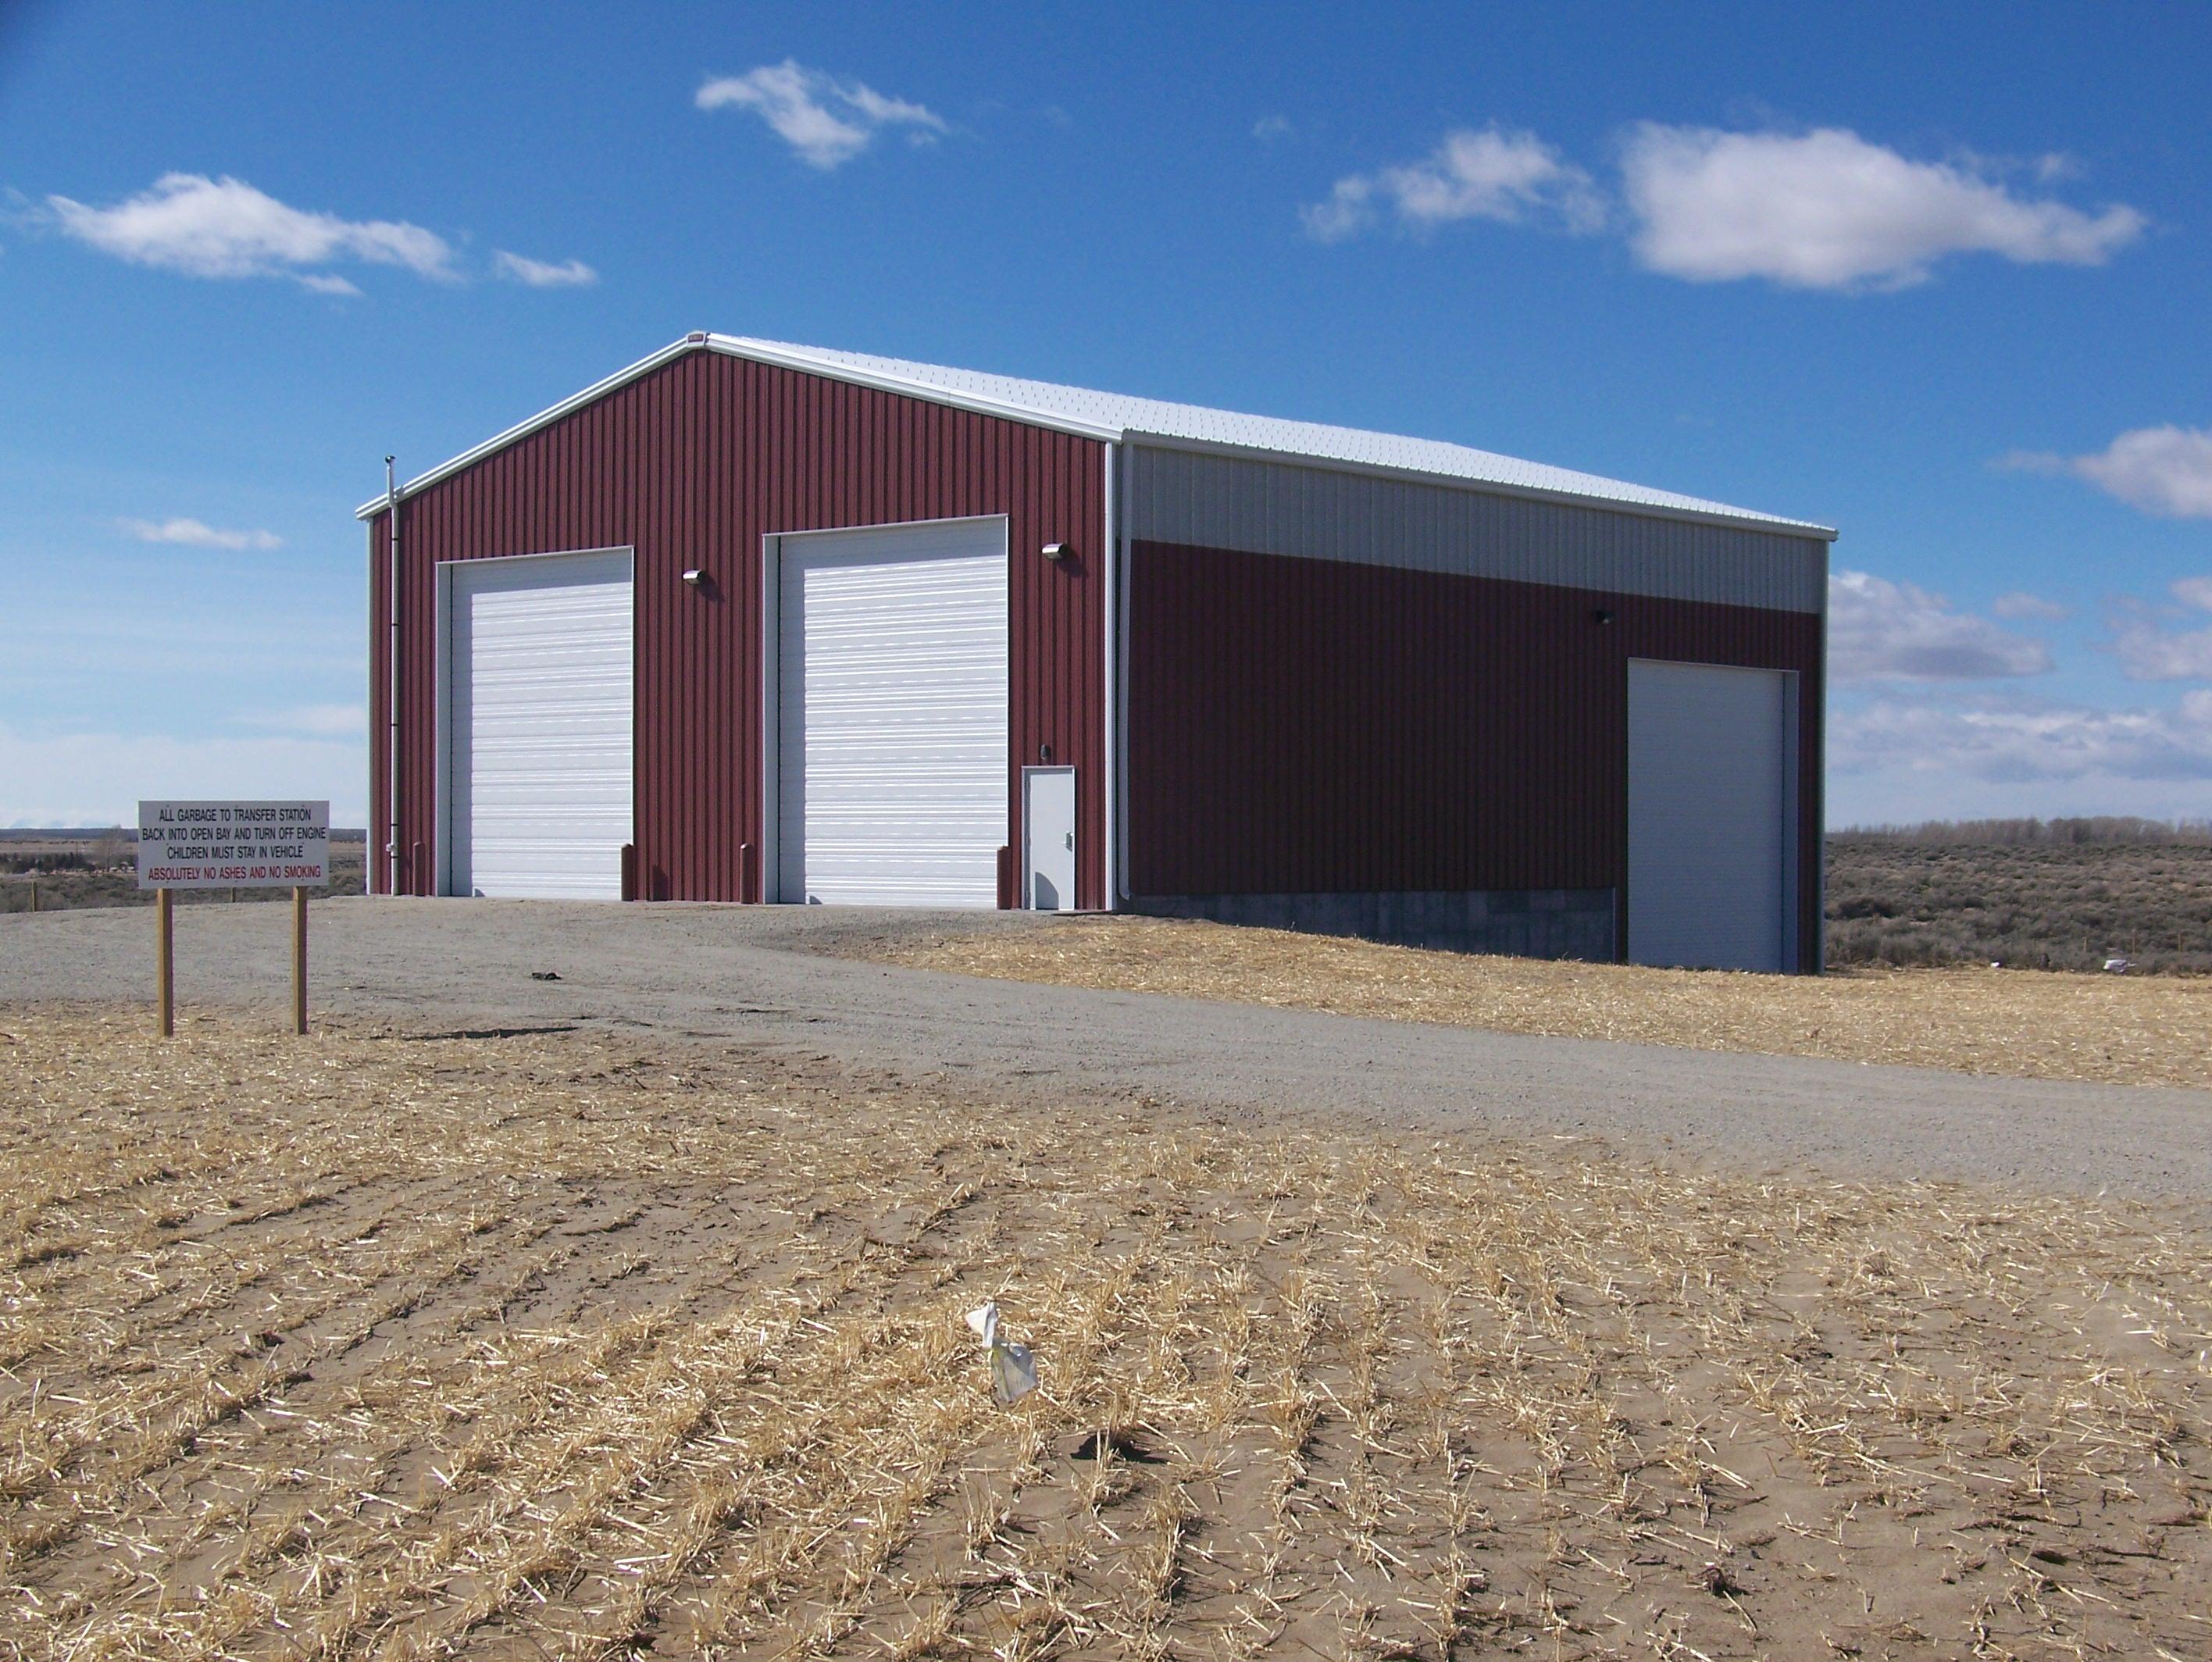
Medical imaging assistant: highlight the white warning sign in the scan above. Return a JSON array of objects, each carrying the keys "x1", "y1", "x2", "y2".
[{"x1": 137, "y1": 800, "x2": 330, "y2": 890}]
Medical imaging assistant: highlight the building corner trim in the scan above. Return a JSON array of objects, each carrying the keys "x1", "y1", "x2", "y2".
[{"x1": 1101, "y1": 440, "x2": 1121, "y2": 910}]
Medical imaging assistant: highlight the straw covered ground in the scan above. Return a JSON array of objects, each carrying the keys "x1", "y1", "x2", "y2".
[
  {"x1": 854, "y1": 918, "x2": 2212, "y2": 1092},
  {"x1": 2, "y1": 1006, "x2": 2208, "y2": 1660}
]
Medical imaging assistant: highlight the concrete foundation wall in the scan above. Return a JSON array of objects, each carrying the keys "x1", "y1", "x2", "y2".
[{"x1": 1130, "y1": 888, "x2": 1618, "y2": 961}]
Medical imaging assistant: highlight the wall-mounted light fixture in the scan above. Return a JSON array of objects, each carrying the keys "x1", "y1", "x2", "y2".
[
  {"x1": 1040, "y1": 541, "x2": 1069, "y2": 562},
  {"x1": 1591, "y1": 607, "x2": 1614, "y2": 625},
  {"x1": 682, "y1": 569, "x2": 707, "y2": 587}
]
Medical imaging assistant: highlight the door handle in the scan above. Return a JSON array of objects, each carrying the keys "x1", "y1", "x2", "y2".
[{"x1": 1064, "y1": 832, "x2": 1074, "y2": 851}]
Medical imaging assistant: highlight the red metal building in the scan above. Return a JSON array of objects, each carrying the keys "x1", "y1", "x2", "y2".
[{"x1": 362, "y1": 333, "x2": 1834, "y2": 971}]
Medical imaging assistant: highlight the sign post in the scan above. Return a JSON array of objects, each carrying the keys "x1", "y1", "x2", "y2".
[
  {"x1": 137, "y1": 800, "x2": 330, "y2": 1037},
  {"x1": 156, "y1": 889, "x2": 174, "y2": 1038},
  {"x1": 292, "y1": 884, "x2": 309, "y2": 1035}
]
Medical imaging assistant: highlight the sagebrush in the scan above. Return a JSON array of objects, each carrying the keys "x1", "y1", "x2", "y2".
[{"x1": 1827, "y1": 834, "x2": 2212, "y2": 973}]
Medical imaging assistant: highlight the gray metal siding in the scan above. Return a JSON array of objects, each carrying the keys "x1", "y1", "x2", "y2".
[{"x1": 1126, "y1": 446, "x2": 1826, "y2": 613}]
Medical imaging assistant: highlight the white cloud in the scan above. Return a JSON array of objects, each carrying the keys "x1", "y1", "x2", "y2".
[
  {"x1": 1304, "y1": 126, "x2": 1602, "y2": 242},
  {"x1": 492, "y1": 250, "x2": 598, "y2": 287},
  {"x1": 118, "y1": 516, "x2": 283, "y2": 551},
  {"x1": 0, "y1": 719, "x2": 366, "y2": 827},
  {"x1": 1828, "y1": 569, "x2": 2052, "y2": 682},
  {"x1": 47, "y1": 173, "x2": 455, "y2": 289},
  {"x1": 2105, "y1": 578, "x2": 2212, "y2": 681},
  {"x1": 1620, "y1": 124, "x2": 2144, "y2": 289},
  {"x1": 1253, "y1": 115, "x2": 1293, "y2": 142},
  {"x1": 696, "y1": 60, "x2": 945, "y2": 169},
  {"x1": 1830, "y1": 691, "x2": 2212, "y2": 788},
  {"x1": 1300, "y1": 183, "x2": 1374, "y2": 243},
  {"x1": 2006, "y1": 426, "x2": 2212, "y2": 519},
  {"x1": 1991, "y1": 590, "x2": 2068, "y2": 622},
  {"x1": 1301, "y1": 121, "x2": 2142, "y2": 291}
]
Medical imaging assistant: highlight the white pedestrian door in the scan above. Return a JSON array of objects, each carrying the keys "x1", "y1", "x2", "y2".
[
  {"x1": 1025, "y1": 767, "x2": 1076, "y2": 910},
  {"x1": 1627, "y1": 659, "x2": 1792, "y2": 972},
  {"x1": 777, "y1": 519, "x2": 1009, "y2": 906},
  {"x1": 447, "y1": 549, "x2": 634, "y2": 900}
]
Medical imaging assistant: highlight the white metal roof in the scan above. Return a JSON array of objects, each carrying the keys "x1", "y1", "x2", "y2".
[{"x1": 359, "y1": 333, "x2": 1837, "y2": 539}]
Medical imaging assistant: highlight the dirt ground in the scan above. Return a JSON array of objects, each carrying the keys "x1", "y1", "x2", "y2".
[
  {"x1": 2, "y1": 1006, "x2": 2207, "y2": 1660},
  {"x1": 856, "y1": 916, "x2": 2212, "y2": 1093},
  {"x1": 9, "y1": 898, "x2": 2211, "y2": 1197}
]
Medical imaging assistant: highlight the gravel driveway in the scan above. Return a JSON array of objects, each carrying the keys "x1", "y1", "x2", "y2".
[{"x1": 4, "y1": 897, "x2": 2207, "y2": 1197}]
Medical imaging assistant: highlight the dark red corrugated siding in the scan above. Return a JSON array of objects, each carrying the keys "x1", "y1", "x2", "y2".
[
  {"x1": 367, "y1": 347, "x2": 1106, "y2": 907},
  {"x1": 1126, "y1": 540, "x2": 1825, "y2": 972}
]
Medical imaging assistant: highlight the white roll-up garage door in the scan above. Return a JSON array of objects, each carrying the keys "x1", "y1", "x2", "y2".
[
  {"x1": 448, "y1": 549, "x2": 633, "y2": 899},
  {"x1": 1628, "y1": 659, "x2": 1793, "y2": 972},
  {"x1": 776, "y1": 519, "x2": 1008, "y2": 906}
]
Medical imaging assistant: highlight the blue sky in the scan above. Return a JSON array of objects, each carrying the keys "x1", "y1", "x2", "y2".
[{"x1": 3, "y1": 0, "x2": 2209, "y2": 827}]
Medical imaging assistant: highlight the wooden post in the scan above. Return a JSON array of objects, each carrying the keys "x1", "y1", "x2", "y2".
[
  {"x1": 155, "y1": 888, "x2": 174, "y2": 1038},
  {"x1": 292, "y1": 886, "x2": 309, "y2": 1036}
]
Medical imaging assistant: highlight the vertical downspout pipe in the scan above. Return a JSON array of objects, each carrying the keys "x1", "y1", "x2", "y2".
[
  {"x1": 1100, "y1": 440, "x2": 1118, "y2": 912},
  {"x1": 385, "y1": 457, "x2": 401, "y2": 896},
  {"x1": 1814, "y1": 534, "x2": 1831, "y2": 975},
  {"x1": 1114, "y1": 443, "x2": 1133, "y2": 904}
]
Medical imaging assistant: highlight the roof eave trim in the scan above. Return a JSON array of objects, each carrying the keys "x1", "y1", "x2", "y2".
[
  {"x1": 702, "y1": 335, "x2": 1126, "y2": 443},
  {"x1": 354, "y1": 337, "x2": 702, "y2": 518},
  {"x1": 1122, "y1": 431, "x2": 1839, "y2": 542}
]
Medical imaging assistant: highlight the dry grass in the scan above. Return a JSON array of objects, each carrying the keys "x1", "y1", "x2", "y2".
[
  {"x1": 858, "y1": 916, "x2": 2212, "y2": 1092},
  {"x1": 2, "y1": 1004, "x2": 2209, "y2": 1660}
]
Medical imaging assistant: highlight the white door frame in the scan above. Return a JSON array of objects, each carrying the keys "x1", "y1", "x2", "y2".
[
  {"x1": 758, "y1": 514, "x2": 1010, "y2": 905},
  {"x1": 437, "y1": 545, "x2": 636, "y2": 899}
]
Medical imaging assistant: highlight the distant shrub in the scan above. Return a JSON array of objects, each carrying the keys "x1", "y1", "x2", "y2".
[
  {"x1": 1836, "y1": 816, "x2": 2212, "y2": 847},
  {"x1": 4, "y1": 853, "x2": 88, "y2": 874},
  {"x1": 1831, "y1": 894, "x2": 1896, "y2": 920},
  {"x1": 1826, "y1": 832, "x2": 2212, "y2": 974}
]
